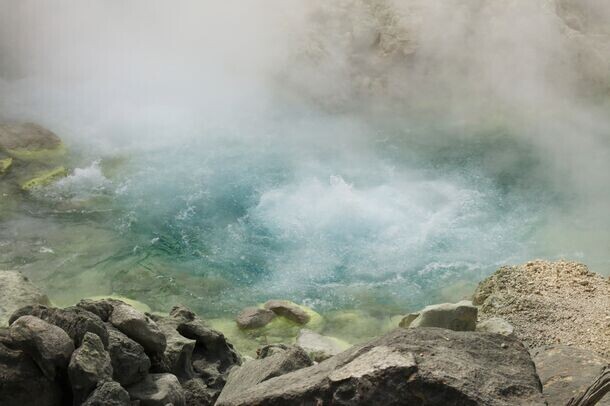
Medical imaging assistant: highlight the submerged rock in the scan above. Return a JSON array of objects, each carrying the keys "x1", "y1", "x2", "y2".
[
  {"x1": 9, "y1": 305, "x2": 109, "y2": 348},
  {"x1": 216, "y1": 328, "x2": 545, "y2": 406},
  {"x1": 127, "y1": 373, "x2": 185, "y2": 406},
  {"x1": 0, "y1": 271, "x2": 51, "y2": 327},
  {"x1": 296, "y1": 329, "x2": 350, "y2": 362},
  {"x1": 532, "y1": 345, "x2": 610, "y2": 406},
  {"x1": 235, "y1": 307, "x2": 276, "y2": 329},
  {"x1": 263, "y1": 300, "x2": 311, "y2": 324},
  {"x1": 403, "y1": 300, "x2": 478, "y2": 331},
  {"x1": 9, "y1": 315, "x2": 74, "y2": 380},
  {"x1": 216, "y1": 344, "x2": 312, "y2": 405},
  {"x1": 68, "y1": 332, "x2": 113, "y2": 405},
  {"x1": 109, "y1": 302, "x2": 166, "y2": 355}
]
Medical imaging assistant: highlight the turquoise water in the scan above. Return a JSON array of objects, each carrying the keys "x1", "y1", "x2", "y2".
[{"x1": 1, "y1": 114, "x2": 569, "y2": 319}]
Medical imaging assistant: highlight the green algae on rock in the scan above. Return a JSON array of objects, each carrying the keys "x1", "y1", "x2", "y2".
[
  {"x1": 0, "y1": 157, "x2": 12, "y2": 174},
  {"x1": 20, "y1": 166, "x2": 68, "y2": 191}
]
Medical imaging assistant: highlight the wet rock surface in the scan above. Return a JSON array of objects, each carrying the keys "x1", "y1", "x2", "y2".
[
  {"x1": 235, "y1": 307, "x2": 276, "y2": 329},
  {"x1": 263, "y1": 300, "x2": 311, "y2": 325}
]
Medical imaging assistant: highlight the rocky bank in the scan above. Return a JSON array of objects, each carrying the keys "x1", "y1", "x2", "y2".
[{"x1": 0, "y1": 260, "x2": 608, "y2": 405}]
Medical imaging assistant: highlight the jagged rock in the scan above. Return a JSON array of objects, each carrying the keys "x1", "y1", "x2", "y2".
[
  {"x1": 106, "y1": 324, "x2": 150, "y2": 386},
  {"x1": 127, "y1": 373, "x2": 185, "y2": 406},
  {"x1": 68, "y1": 332, "x2": 113, "y2": 405},
  {"x1": 82, "y1": 381, "x2": 131, "y2": 406},
  {"x1": 176, "y1": 316, "x2": 241, "y2": 375},
  {"x1": 216, "y1": 345, "x2": 312, "y2": 405},
  {"x1": 476, "y1": 317, "x2": 514, "y2": 336},
  {"x1": 76, "y1": 299, "x2": 116, "y2": 322},
  {"x1": 182, "y1": 378, "x2": 216, "y2": 406},
  {"x1": 9, "y1": 305, "x2": 109, "y2": 348},
  {"x1": 0, "y1": 271, "x2": 51, "y2": 326},
  {"x1": 109, "y1": 303, "x2": 166, "y2": 355},
  {"x1": 405, "y1": 300, "x2": 477, "y2": 331},
  {"x1": 216, "y1": 328, "x2": 545, "y2": 406},
  {"x1": 153, "y1": 317, "x2": 196, "y2": 380},
  {"x1": 532, "y1": 345, "x2": 610, "y2": 406},
  {"x1": 297, "y1": 329, "x2": 350, "y2": 362},
  {"x1": 235, "y1": 307, "x2": 276, "y2": 329},
  {"x1": 9, "y1": 315, "x2": 74, "y2": 379},
  {"x1": 0, "y1": 339, "x2": 63, "y2": 406},
  {"x1": 256, "y1": 344, "x2": 291, "y2": 359},
  {"x1": 263, "y1": 300, "x2": 311, "y2": 324}
]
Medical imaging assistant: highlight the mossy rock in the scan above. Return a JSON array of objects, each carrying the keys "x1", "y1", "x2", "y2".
[
  {"x1": 19, "y1": 166, "x2": 68, "y2": 190},
  {"x1": 0, "y1": 157, "x2": 12, "y2": 174},
  {"x1": 0, "y1": 123, "x2": 64, "y2": 161},
  {"x1": 8, "y1": 143, "x2": 67, "y2": 162},
  {"x1": 240, "y1": 303, "x2": 324, "y2": 342},
  {"x1": 323, "y1": 309, "x2": 395, "y2": 343}
]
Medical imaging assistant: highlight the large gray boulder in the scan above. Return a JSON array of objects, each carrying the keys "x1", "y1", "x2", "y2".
[
  {"x1": 109, "y1": 303, "x2": 166, "y2": 355},
  {"x1": 127, "y1": 373, "x2": 185, "y2": 406},
  {"x1": 402, "y1": 300, "x2": 478, "y2": 331},
  {"x1": 263, "y1": 300, "x2": 311, "y2": 324},
  {"x1": 82, "y1": 381, "x2": 131, "y2": 406},
  {"x1": 235, "y1": 307, "x2": 275, "y2": 329},
  {"x1": 0, "y1": 271, "x2": 50, "y2": 326},
  {"x1": 216, "y1": 328, "x2": 545, "y2": 406},
  {"x1": 68, "y1": 332, "x2": 113, "y2": 405},
  {"x1": 106, "y1": 324, "x2": 150, "y2": 386},
  {"x1": 532, "y1": 345, "x2": 610, "y2": 406},
  {"x1": 216, "y1": 344, "x2": 312, "y2": 405},
  {"x1": 9, "y1": 305, "x2": 109, "y2": 348},
  {"x1": 9, "y1": 315, "x2": 74, "y2": 379},
  {"x1": 0, "y1": 339, "x2": 63, "y2": 406}
]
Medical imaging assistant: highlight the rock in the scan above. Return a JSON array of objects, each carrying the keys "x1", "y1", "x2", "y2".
[
  {"x1": 216, "y1": 345, "x2": 312, "y2": 405},
  {"x1": 0, "y1": 340, "x2": 63, "y2": 406},
  {"x1": 127, "y1": 373, "x2": 185, "y2": 406},
  {"x1": 235, "y1": 307, "x2": 276, "y2": 329},
  {"x1": 263, "y1": 300, "x2": 311, "y2": 324},
  {"x1": 182, "y1": 378, "x2": 216, "y2": 406},
  {"x1": 68, "y1": 332, "x2": 113, "y2": 405},
  {"x1": 216, "y1": 328, "x2": 545, "y2": 406},
  {"x1": 476, "y1": 317, "x2": 514, "y2": 336},
  {"x1": 109, "y1": 303, "x2": 166, "y2": 354},
  {"x1": 0, "y1": 123, "x2": 62, "y2": 152},
  {"x1": 82, "y1": 381, "x2": 131, "y2": 406},
  {"x1": 0, "y1": 271, "x2": 51, "y2": 326},
  {"x1": 296, "y1": 329, "x2": 350, "y2": 362},
  {"x1": 175, "y1": 315, "x2": 241, "y2": 375},
  {"x1": 9, "y1": 315, "x2": 74, "y2": 379},
  {"x1": 0, "y1": 156, "x2": 12, "y2": 174},
  {"x1": 76, "y1": 299, "x2": 116, "y2": 322},
  {"x1": 153, "y1": 317, "x2": 196, "y2": 380},
  {"x1": 473, "y1": 260, "x2": 610, "y2": 358},
  {"x1": 398, "y1": 312, "x2": 419, "y2": 328},
  {"x1": 532, "y1": 345, "x2": 610, "y2": 406},
  {"x1": 406, "y1": 300, "x2": 477, "y2": 331},
  {"x1": 20, "y1": 166, "x2": 68, "y2": 190},
  {"x1": 106, "y1": 324, "x2": 150, "y2": 386},
  {"x1": 9, "y1": 305, "x2": 109, "y2": 348}
]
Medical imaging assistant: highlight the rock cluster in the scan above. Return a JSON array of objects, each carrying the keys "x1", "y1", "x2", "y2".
[{"x1": 0, "y1": 299, "x2": 241, "y2": 406}]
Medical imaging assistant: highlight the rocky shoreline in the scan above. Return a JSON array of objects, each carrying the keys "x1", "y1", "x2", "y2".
[{"x1": 0, "y1": 260, "x2": 608, "y2": 405}]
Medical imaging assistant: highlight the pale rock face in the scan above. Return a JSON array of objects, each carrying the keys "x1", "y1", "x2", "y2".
[
  {"x1": 68, "y1": 332, "x2": 113, "y2": 405},
  {"x1": 0, "y1": 271, "x2": 51, "y2": 327},
  {"x1": 476, "y1": 317, "x2": 514, "y2": 336},
  {"x1": 404, "y1": 300, "x2": 478, "y2": 331},
  {"x1": 109, "y1": 303, "x2": 166, "y2": 355},
  {"x1": 296, "y1": 329, "x2": 350, "y2": 362},
  {"x1": 235, "y1": 307, "x2": 276, "y2": 329}
]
